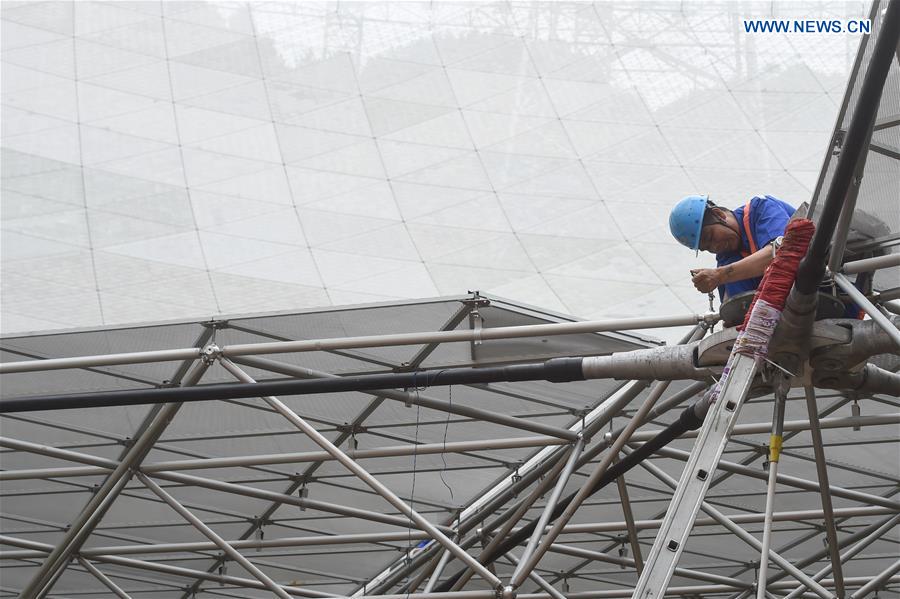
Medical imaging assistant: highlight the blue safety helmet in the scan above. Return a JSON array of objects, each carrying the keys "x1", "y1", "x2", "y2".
[{"x1": 669, "y1": 195, "x2": 709, "y2": 254}]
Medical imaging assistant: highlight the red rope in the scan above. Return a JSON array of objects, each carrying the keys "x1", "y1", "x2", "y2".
[{"x1": 738, "y1": 219, "x2": 815, "y2": 331}]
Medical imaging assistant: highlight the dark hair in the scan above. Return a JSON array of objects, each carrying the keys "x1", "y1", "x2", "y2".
[
  {"x1": 702, "y1": 200, "x2": 730, "y2": 226},
  {"x1": 702, "y1": 200, "x2": 719, "y2": 226}
]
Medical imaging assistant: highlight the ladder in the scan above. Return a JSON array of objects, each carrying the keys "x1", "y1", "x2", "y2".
[{"x1": 632, "y1": 352, "x2": 758, "y2": 597}]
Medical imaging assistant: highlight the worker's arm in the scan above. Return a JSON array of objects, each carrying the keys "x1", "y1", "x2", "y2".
[{"x1": 691, "y1": 245, "x2": 775, "y2": 293}]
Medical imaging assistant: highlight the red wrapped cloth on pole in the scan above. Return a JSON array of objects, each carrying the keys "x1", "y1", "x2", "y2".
[{"x1": 701, "y1": 219, "x2": 815, "y2": 409}]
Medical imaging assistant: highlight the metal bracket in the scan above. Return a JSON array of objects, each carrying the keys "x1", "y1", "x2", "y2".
[
  {"x1": 470, "y1": 307, "x2": 484, "y2": 346},
  {"x1": 463, "y1": 290, "x2": 491, "y2": 309},
  {"x1": 336, "y1": 423, "x2": 368, "y2": 435},
  {"x1": 465, "y1": 291, "x2": 490, "y2": 354},
  {"x1": 293, "y1": 474, "x2": 314, "y2": 485}
]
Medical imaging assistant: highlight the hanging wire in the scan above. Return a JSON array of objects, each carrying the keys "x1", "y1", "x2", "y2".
[
  {"x1": 439, "y1": 384, "x2": 455, "y2": 502},
  {"x1": 405, "y1": 375, "x2": 423, "y2": 597}
]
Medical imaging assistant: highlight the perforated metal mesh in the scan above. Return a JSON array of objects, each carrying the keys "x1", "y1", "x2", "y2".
[{"x1": 809, "y1": 0, "x2": 900, "y2": 291}]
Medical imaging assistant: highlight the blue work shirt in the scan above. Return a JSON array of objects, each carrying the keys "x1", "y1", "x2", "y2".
[{"x1": 716, "y1": 195, "x2": 795, "y2": 301}]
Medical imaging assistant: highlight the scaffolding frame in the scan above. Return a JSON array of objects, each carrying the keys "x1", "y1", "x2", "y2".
[{"x1": 1, "y1": 284, "x2": 898, "y2": 598}]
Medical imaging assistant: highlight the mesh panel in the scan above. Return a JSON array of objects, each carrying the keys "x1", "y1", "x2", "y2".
[{"x1": 809, "y1": 0, "x2": 900, "y2": 292}]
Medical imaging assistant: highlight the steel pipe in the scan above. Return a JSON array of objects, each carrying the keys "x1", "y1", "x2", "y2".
[
  {"x1": 138, "y1": 473, "x2": 293, "y2": 599},
  {"x1": 359, "y1": 379, "x2": 654, "y2": 596},
  {"x1": 676, "y1": 412, "x2": 899, "y2": 440},
  {"x1": 0, "y1": 313, "x2": 711, "y2": 375},
  {"x1": 361, "y1": 593, "x2": 498, "y2": 599},
  {"x1": 491, "y1": 506, "x2": 895, "y2": 537},
  {"x1": 753, "y1": 506, "x2": 900, "y2": 594},
  {"x1": 510, "y1": 437, "x2": 584, "y2": 588},
  {"x1": 222, "y1": 314, "x2": 708, "y2": 357},
  {"x1": 438, "y1": 386, "x2": 721, "y2": 594},
  {"x1": 814, "y1": 363, "x2": 900, "y2": 395},
  {"x1": 232, "y1": 355, "x2": 578, "y2": 441},
  {"x1": 653, "y1": 445, "x2": 900, "y2": 511},
  {"x1": 6, "y1": 510, "x2": 893, "y2": 562},
  {"x1": 783, "y1": 514, "x2": 900, "y2": 599},
  {"x1": 0, "y1": 357, "x2": 588, "y2": 414},
  {"x1": 219, "y1": 358, "x2": 502, "y2": 590},
  {"x1": 450, "y1": 443, "x2": 579, "y2": 592},
  {"x1": 419, "y1": 381, "x2": 660, "y2": 595},
  {"x1": 90, "y1": 555, "x2": 339, "y2": 598},
  {"x1": 511, "y1": 380, "x2": 674, "y2": 591},
  {"x1": 404, "y1": 545, "x2": 446, "y2": 595},
  {"x1": 515, "y1": 577, "x2": 898, "y2": 598},
  {"x1": 76, "y1": 557, "x2": 132, "y2": 599},
  {"x1": 848, "y1": 558, "x2": 900, "y2": 599},
  {"x1": 458, "y1": 379, "x2": 703, "y2": 589},
  {"x1": 0, "y1": 530, "x2": 431, "y2": 560},
  {"x1": 0, "y1": 347, "x2": 200, "y2": 375},
  {"x1": 10, "y1": 321, "x2": 896, "y2": 414},
  {"x1": 802, "y1": 387, "x2": 845, "y2": 598},
  {"x1": 34, "y1": 558, "x2": 68, "y2": 599},
  {"x1": 423, "y1": 549, "x2": 454, "y2": 594},
  {"x1": 581, "y1": 344, "x2": 712, "y2": 381},
  {"x1": 842, "y1": 252, "x2": 900, "y2": 274},
  {"x1": 16, "y1": 359, "x2": 211, "y2": 599},
  {"x1": 504, "y1": 553, "x2": 568, "y2": 599},
  {"x1": 1, "y1": 535, "x2": 338, "y2": 598},
  {"x1": 614, "y1": 459, "x2": 643, "y2": 574},
  {"x1": 546, "y1": 542, "x2": 751, "y2": 589},
  {"x1": 757, "y1": 375, "x2": 788, "y2": 599},
  {"x1": 0, "y1": 436, "x2": 438, "y2": 531},
  {"x1": 0, "y1": 435, "x2": 564, "y2": 481},
  {"x1": 158, "y1": 469, "x2": 436, "y2": 531},
  {"x1": 631, "y1": 453, "x2": 833, "y2": 599},
  {"x1": 806, "y1": 0, "x2": 875, "y2": 218},
  {"x1": 795, "y1": 0, "x2": 900, "y2": 294},
  {"x1": 3, "y1": 413, "x2": 895, "y2": 483},
  {"x1": 6, "y1": 544, "x2": 891, "y2": 599},
  {"x1": 833, "y1": 272, "x2": 900, "y2": 348},
  {"x1": 323, "y1": 383, "x2": 656, "y2": 596}
]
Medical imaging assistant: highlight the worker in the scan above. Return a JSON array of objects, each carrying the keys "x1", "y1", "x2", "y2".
[{"x1": 669, "y1": 194, "x2": 795, "y2": 301}]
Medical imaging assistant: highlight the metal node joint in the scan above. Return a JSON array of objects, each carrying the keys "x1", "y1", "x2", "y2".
[
  {"x1": 496, "y1": 584, "x2": 516, "y2": 599},
  {"x1": 200, "y1": 344, "x2": 222, "y2": 365}
]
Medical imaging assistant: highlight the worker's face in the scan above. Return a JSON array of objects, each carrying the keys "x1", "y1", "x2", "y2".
[{"x1": 698, "y1": 221, "x2": 740, "y2": 254}]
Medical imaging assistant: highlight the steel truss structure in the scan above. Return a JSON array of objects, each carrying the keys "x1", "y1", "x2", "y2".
[
  {"x1": 0, "y1": 282, "x2": 898, "y2": 599},
  {"x1": 2, "y1": 2, "x2": 900, "y2": 599},
  {"x1": 0, "y1": 281, "x2": 898, "y2": 599}
]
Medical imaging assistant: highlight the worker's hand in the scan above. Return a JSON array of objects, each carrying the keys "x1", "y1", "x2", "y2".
[{"x1": 690, "y1": 268, "x2": 721, "y2": 294}]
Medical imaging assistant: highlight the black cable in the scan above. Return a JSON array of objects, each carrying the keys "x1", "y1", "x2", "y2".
[{"x1": 1, "y1": 358, "x2": 587, "y2": 413}]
